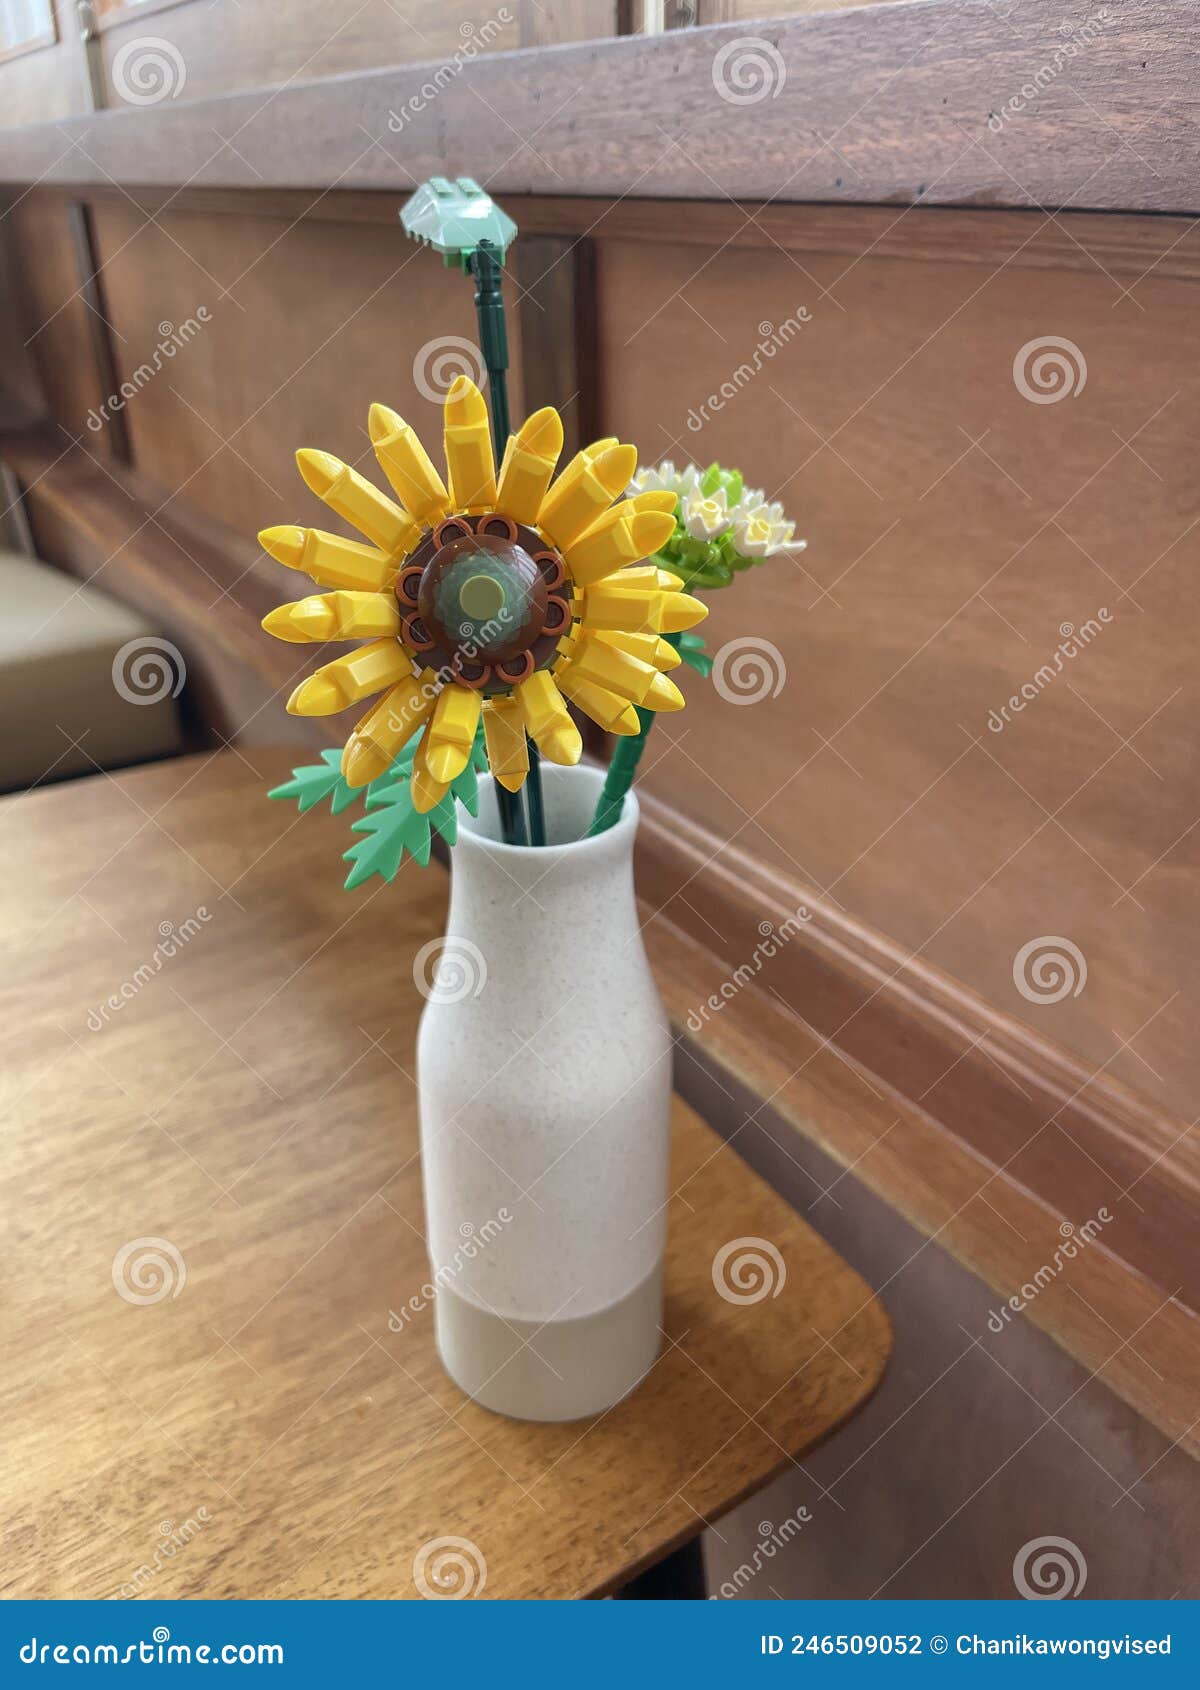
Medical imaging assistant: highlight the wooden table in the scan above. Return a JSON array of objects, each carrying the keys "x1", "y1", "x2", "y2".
[{"x1": 1, "y1": 751, "x2": 890, "y2": 1600}]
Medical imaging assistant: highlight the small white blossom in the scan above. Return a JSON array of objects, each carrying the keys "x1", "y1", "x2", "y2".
[
  {"x1": 682, "y1": 484, "x2": 731, "y2": 541},
  {"x1": 730, "y1": 499, "x2": 801, "y2": 559},
  {"x1": 630, "y1": 460, "x2": 700, "y2": 501}
]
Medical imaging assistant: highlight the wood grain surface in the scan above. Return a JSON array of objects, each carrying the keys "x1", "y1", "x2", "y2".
[
  {"x1": 0, "y1": 1, "x2": 1194, "y2": 213},
  {"x1": 0, "y1": 749, "x2": 889, "y2": 1600}
]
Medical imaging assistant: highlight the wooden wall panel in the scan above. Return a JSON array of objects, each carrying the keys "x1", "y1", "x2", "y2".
[
  {"x1": 95, "y1": 0, "x2": 614, "y2": 105},
  {"x1": 87, "y1": 198, "x2": 524, "y2": 545},
  {"x1": 596, "y1": 220, "x2": 1199, "y2": 1122},
  {"x1": 0, "y1": 11, "x2": 90, "y2": 128},
  {"x1": 3, "y1": 195, "x2": 109, "y2": 446}
]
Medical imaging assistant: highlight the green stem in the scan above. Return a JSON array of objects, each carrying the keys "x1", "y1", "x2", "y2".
[
  {"x1": 587, "y1": 630, "x2": 685, "y2": 836},
  {"x1": 496, "y1": 783, "x2": 527, "y2": 846},
  {"x1": 524, "y1": 740, "x2": 546, "y2": 846}
]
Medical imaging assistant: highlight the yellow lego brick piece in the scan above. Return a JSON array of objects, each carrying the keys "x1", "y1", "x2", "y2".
[
  {"x1": 538, "y1": 444, "x2": 638, "y2": 551},
  {"x1": 564, "y1": 507, "x2": 676, "y2": 588},
  {"x1": 341, "y1": 671, "x2": 438, "y2": 788},
  {"x1": 482, "y1": 694, "x2": 529, "y2": 792},
  {"x1": 369, "y1": 403, "x2": 450, "y2": 522},
  {"x1": 424, "y1": 684, "x2": 482, "y2": 784},
  {"x1": 262, "y1": 591, "x2": 401, "y2": 643},
  {"x1": 593, "y1": 629, "x2": 682, "y2": 670},
  {"x1": 443, "y1": 375, "x2": 497, "y2": 512},
  {"x1": 295, "y1": 448, "x2": 422, "y2": 559},
  {"x1": 555, "y1": 669, "x2": 641, "y2": 736},
  {"x1": 494, "y1": 406, "x2": 563, "y2": 525},
  {"x1": 286, "y1": 639, "x2": 414, "y2": 716},
  {"x1": 517, "y1": 671, "x2": 582, "y2": 766},
  {"x1": 410, "y1": 730, "x2": 449, "y2": 814},
  {"x1": 566, "y1": 632, "x2": 659, "y2": 704},
  {"x1": 258, "y1": 525, "x2": 395, "y2": 593}
]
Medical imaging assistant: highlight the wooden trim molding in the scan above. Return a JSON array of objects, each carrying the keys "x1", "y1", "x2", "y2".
[
  {"x1": 1, "y1": 421, "x2": 1196, "y2": 1459},
  {"x1": 0, "y1": 0, "x2": 1196, "y2": 213}
]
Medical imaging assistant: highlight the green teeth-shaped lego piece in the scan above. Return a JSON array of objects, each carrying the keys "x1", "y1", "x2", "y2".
[{"x1": 400, "y1": 176, "x2": 518, "y2": 269}]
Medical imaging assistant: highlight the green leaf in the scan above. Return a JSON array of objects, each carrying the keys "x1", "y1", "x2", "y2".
[
  {"x1": 344, "y1": 782, "x2": 433, "y2": 888},
  {"x1": 268, "y1": 749, "x2": 362, "y2": 815},
  {"x1": 676, "y1": 631, "x2": 712, "y2": 677}
]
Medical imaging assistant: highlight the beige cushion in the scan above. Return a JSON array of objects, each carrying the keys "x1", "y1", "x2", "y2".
[{"x1": 0, "y1": 551, "x2": 183, "y2": 791}]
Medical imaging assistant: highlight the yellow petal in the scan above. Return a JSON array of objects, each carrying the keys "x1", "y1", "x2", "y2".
[
  {"x1": 341, "y1": 671, "x2": 438, "y2": 788},
  {"x1": 443, "y1": 375, "x2": 497, "y2": 511},
  {"x1": 517, "y1": 671, "x2": 582, "y2": 766},
  {"x1": 565, "y1": 508, "x2": 676, "y2": 588},
  {"x1": 627, "y1": 489, "x2": 678, "y2": 516},
  {"x1": 659, "y1": 590, "x2": 708, "y2": 633},
  {"x1": 482, "y1": 695, "x2": 529, "y2": 792},
  {"x1": 566, "y1": 633, "x2": 658, "y2": 704},
  {"x1": 495, "y1": 406, "x2": 563, "y2": 525},
  {"x1": 644, "y1": 672, "x2": 685, "y2": 712},
  {"x1": 262, "y1": 591, "x2": 400, "y2": 643},
  {"x1": 424, "y1": 684, "x2": 482, "y2": 784},
  {"x1": 594, "y1": 630, "x2": 681, "y2": 670},
  {"x1": 259, "y1": 525, "x2": 395, "y2": 592},
  {"x1": 555, "y1": 669, "x2": 641, "y2": 735},
  {"x1": 295, "y1": 448, "x2": 422, "y2": 559},
  {"x1": 368, "y1": 403, "x2": 449, "y2": 522},
  {"x1": 410, "y1": 729, "x2": 450, "y2": 814},
  {"x1": 286, "y1": 639, "x2": 413, "y2": 716},
  {"x1": 538, "y1": 443, "x2": 638, "y2": 550}
]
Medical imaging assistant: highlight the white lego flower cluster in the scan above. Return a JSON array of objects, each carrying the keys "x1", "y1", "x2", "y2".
[{"x1": 630, "y1": 461, "x2": 802, "y2": 560}]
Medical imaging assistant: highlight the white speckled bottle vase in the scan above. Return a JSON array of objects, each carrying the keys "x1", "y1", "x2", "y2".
[{"x1": 416, "y1": 763, "x2": 671, "y2": 1422}]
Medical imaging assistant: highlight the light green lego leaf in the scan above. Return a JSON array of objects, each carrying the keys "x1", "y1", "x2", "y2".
[
  {"x1": 344, "y1": 783, "x2": 434, "y2": 889},
  {"x1": 268, "y1": 748, "x2": 362, "y2": 815}
]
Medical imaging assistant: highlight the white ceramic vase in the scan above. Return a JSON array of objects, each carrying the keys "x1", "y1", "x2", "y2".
[{"x1": 416, "y1": 763, "x2": 672, "y2": 1422}]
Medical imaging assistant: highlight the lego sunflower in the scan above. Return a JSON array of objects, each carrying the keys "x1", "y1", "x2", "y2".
[{"x1": 260, "y1": 377, "x2": 706, "y2": 815}]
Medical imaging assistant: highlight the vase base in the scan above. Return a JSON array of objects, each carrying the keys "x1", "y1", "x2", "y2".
[{"x1": 434, "y1": 1263, "x2": 664, "y2": 1423}]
